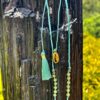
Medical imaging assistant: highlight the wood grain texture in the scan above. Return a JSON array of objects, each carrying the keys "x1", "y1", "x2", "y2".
[{"x1": 0, "y1": 0, "x2": 83, "y2": 100}]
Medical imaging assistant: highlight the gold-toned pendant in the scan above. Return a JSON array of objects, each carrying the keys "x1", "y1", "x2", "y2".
[{"x1": 52, "y1": 51, "x2": 60, "y2": 64}]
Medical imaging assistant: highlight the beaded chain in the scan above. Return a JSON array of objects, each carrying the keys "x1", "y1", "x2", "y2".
[
  {"x1": 52, "y1": 70, "x2": 58, "y2": 100},
  {"x1": 66, "y1": 69, "x2": 71, "y2": 99}
]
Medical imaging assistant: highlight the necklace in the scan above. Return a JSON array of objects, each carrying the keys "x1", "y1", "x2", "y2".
[
  {"x1": 44, "y1": 0, "x2": 57, "y2": 100},
  {"x1": 64, "y1": 0, "x2": 71, "y2": 100}
]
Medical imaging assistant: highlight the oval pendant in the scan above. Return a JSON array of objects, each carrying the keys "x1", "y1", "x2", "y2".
[{"x1": 53, "y1": 52, "x2": 60, "y2": 64}]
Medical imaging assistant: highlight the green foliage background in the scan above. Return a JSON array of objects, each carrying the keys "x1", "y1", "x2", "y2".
[
  {"x1": 83, "y1": 0, "x2": 100, "y2": 99},
  {"x1": 83, "y1": 0, "x2": 100, "y2": 38}
]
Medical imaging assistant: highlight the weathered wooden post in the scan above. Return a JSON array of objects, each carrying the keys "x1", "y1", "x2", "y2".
[
  {"x1": 0, "y1": 0, "x2": 83, "y2": 100},
  {"x1": 0, "y1": 0, "x2": 6, "y2": 99}
]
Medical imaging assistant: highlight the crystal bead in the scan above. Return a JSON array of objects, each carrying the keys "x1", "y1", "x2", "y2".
[
  {"x1": 54, "y1": 82, "x2": 57, "y2": 85},
  {"x1": 54, "y1": 90, "x2": 57, "y2": 94},
  {"x1": 53, "y1": 94, "x2": 57, "y2": 97},
  {"x1": 66, "y1": 85, "x2": 70, "y2": 89},
  {"x1": 66, "y1": 89, "x2": 70, "y2": 93},
  {"x1": 54, "y1": 78, "x2": 57, "y2": 82},
  {"x1": 67, "y1": 76, "x2": 71, "y2": 80},
  {"x1": 52, "y1": 75, "x2": 56, "y2": 78},
  {"x1": 67, "y1": 81, "x2": 71, "y2": 85},
  {"x1": 67, "y1": 73, "x2": 70, "y2": 77},
  {"x1": 66, "y1": 93, "x2": 70, "y2": 97},
  {"x1": 54, "y1": 86, "x2": 57, "y2": 90}
]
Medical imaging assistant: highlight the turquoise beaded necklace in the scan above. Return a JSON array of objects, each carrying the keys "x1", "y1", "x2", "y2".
[
  {"x1": 64, "y1": 0, "x2": 71, "y2": 100},
  {"x1": 45, "y1": 0, "x2": 57, "y2": 100},
  {"x1": 41, "y1": 0, "x2": 58, "y2": 100}
]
